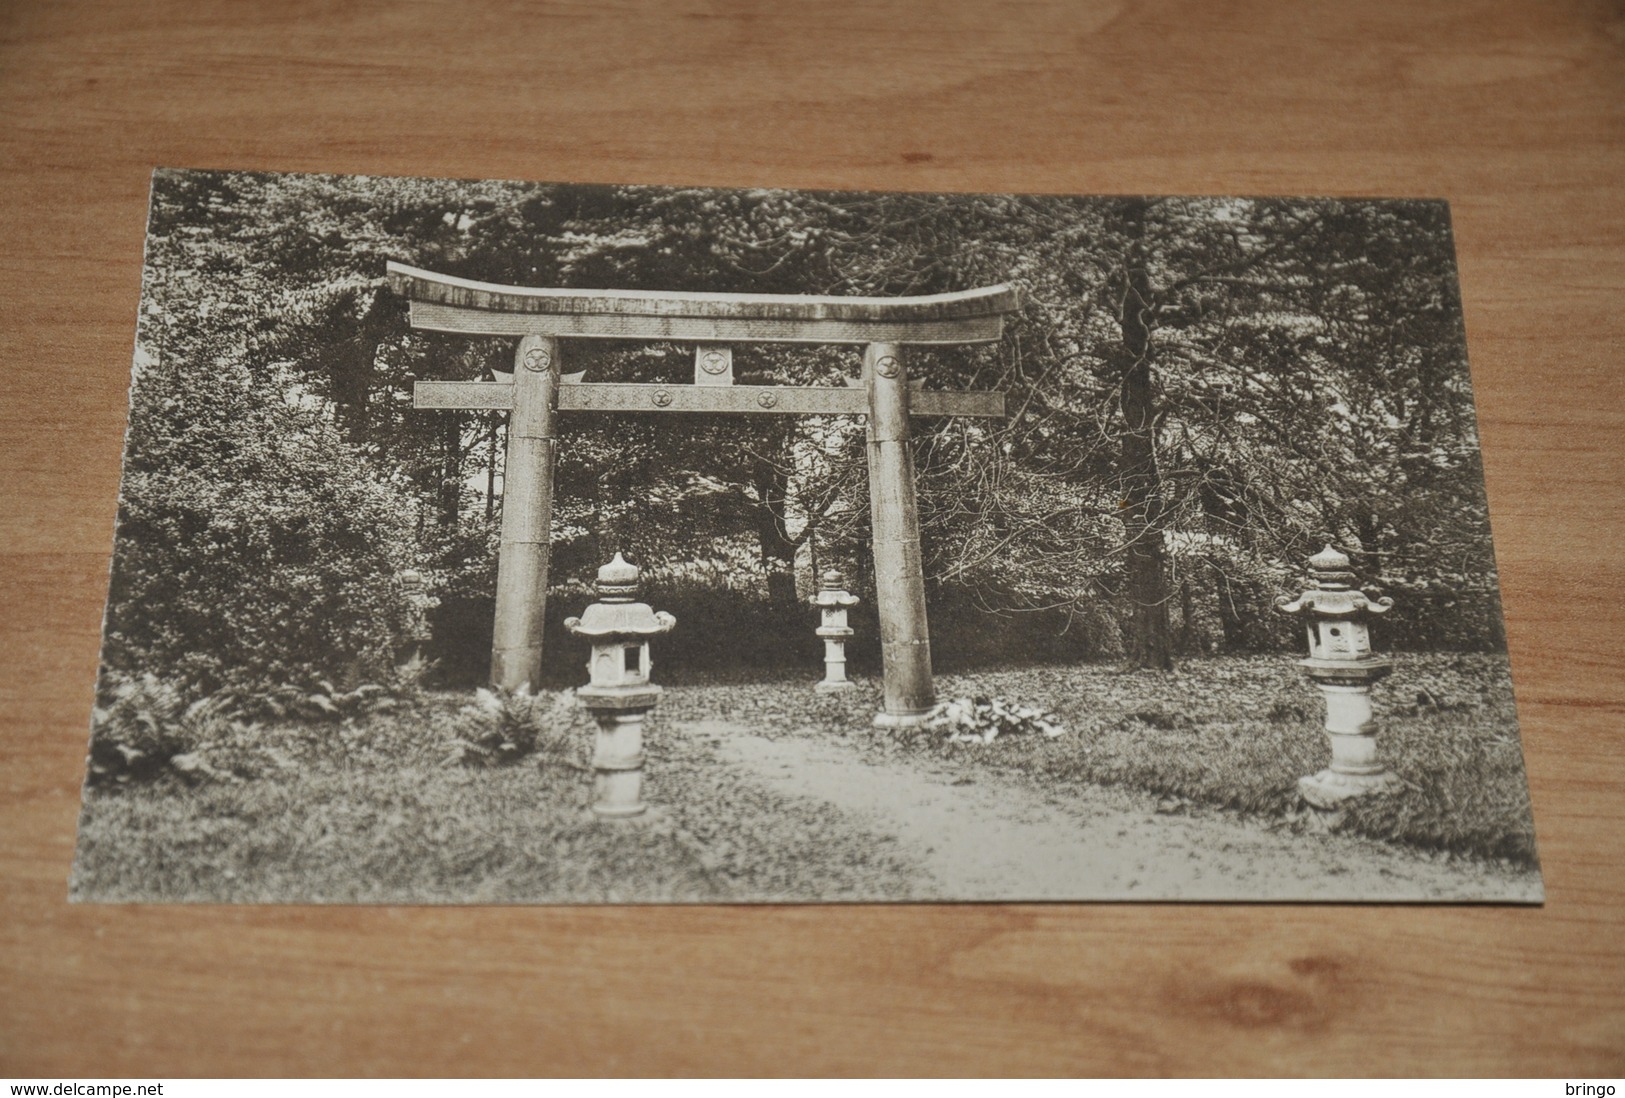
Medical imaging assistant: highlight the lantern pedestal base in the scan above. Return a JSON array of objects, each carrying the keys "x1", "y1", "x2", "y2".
[
  {"x1": 583, "y1": 706, "x2": 651, "y2": 820},
  {"x1": 591, "y1": 800, "x2": 649, "y2": 820},
  {"x1": 872, "y1": 708, "x2": 932, "y2": 730},
  {"x1": 814, "y1": 630, "x2": 856, "y2": 695},
  {"x1": 1298, "y1": 766, "x2": 1402, "y2": 809},
  {"x1": 1298, "y1": 680, "x2": 1400, "y2": 808},
  {"x1": 587, "y1": 804, "x2": 670, "y2": 830},
  {"x1": 591, "y1": 762, "x2": 647, "y2": 819}
]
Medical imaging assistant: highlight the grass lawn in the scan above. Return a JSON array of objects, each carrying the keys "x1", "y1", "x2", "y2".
[
  {"x1": 663, "y1": 652, "x2": 1540, "y2": 868},
  {"x1": 71, "y1": 691, "x2": 924, "y2": 903}
]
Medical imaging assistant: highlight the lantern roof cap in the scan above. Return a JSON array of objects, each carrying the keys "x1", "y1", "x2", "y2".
[
  {"x1": 1308, "y1": 544, "x2": 1351, "y2": 572},
  {"x1": 565, "y1": 602, "x2": 676, "y2": 639},
  {"x1": 1305, "y1": 543, "x2": 1359, "y2": 591},
  {"x1": 598, "y1": 552, "x2": 639, "y2": 586},
  {"x1": 811, "y1": 567, "x2": 859, "y2": 608},
  {"x1": 593, "y1": 552, "x2": 642, "y2": 602},
  {"x1": 566, "y1": 554, "x2": 676, "y2": 638},
  {"x1": 1276, "y1": 543, "x2": 1393, "y2": 618}
]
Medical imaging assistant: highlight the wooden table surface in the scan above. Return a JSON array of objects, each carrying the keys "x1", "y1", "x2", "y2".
[{"x1": 2, "y1": 0, "x2": 1621, "y2": 1078}]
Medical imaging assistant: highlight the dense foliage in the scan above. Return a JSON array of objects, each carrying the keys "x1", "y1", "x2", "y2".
[
  {"x1": 103, "y1": 170, "x2": 1508, "y2": 696},
  {"x1": 107, "y1": 355, "x2": 420, "y2": 695}
]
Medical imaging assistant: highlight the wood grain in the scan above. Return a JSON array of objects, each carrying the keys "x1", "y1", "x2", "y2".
[{"x1": 1, "y1": 0, "x2": 1620, "y2": 1077}]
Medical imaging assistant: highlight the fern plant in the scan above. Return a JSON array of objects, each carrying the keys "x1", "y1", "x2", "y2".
[
  {"x1": 88, "y1": 672, "x2": 282, "y2": 784},
  {"x1": 260, "y1": 679, "x2": 399, "y2": 721},
  {"x1": 445, "y1": 685, "x2": 578, "y2": 767}
]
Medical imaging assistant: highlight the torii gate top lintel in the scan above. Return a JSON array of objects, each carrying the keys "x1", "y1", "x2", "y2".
[{"x1": 385, "y1": 260, "x2": 1020, "y2": 345}]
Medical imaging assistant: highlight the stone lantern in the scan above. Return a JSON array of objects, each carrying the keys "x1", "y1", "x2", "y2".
[
  {"x1": 1276, "y1": 544, "x2": 1399, "y2": 808},
  {"x1": 563, "y1": 554, "x2": 676, "y2": 819},
  {"x1": 810, "y1": 569, "x2": 860, "y2": 693},
  {"x1": 397, "y1": 568, "x2": 435, "y2": 667}
]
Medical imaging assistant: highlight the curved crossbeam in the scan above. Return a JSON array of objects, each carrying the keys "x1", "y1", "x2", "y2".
[{"x1": 387, "y1": 261, "x2": 1020, "y2": 344}]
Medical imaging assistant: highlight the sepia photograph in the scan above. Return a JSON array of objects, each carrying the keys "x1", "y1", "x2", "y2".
[{"x1": 69, "y1": 168, "x2": 1542, "y2": 904}]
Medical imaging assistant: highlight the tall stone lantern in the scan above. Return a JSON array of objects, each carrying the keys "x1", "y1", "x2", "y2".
[
  {"x1": 564, "y1": 554, "x2": 676, "y2": 819},
  {"x1": 1276, "y1": 544, "x2": 1400, "y2": 808},
  {"x1": 811, "y1": 569, "x2": 860, "y2": 693}
]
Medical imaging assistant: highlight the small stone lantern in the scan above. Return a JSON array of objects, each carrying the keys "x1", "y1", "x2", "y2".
[
  {"x1": 1276, "y1": 544, "x2": 1399, "y2": 808},
  {"x1": 810, "y1": 569, "x2": 860, "y2": 693},
  {"x1": 563, "y1": 554, "x2": 676, "y2": 819},
  {"x1": 397, "y1": 568, "x2": 435, "y2": 667}
]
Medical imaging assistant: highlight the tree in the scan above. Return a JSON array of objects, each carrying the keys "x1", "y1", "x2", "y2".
[{"x1": 1111, "y1": 198, "x2": 1175, "y2": 669}]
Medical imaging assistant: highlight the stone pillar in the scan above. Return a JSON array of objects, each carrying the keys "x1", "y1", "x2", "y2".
[
  {"x1": 588, "y1": 708, "x2": 650, "y2": 818},
  {"x1": 864, "y1": 343, "x2": 934, "y2": 727},
  {"x1": 491, "y1": 335, "x2": 560, "y2": 691}
]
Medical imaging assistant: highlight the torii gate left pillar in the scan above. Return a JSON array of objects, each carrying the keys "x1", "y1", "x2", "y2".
[
  {"x1": 491, "y1": 334, "x2": 559, "y2": 691},
  {"x1": 389, "y1": 261, "x2": 1018, "y2": 726}
]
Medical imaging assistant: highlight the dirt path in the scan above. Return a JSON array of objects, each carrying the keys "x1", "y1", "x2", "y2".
[{"x1": 679, "y1": 720, "x2": 1542, "y2": 902}]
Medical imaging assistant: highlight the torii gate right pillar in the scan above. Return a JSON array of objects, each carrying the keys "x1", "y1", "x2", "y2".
[{"x1": 865, "y1": 342, "x2": 935, "y2": 728}]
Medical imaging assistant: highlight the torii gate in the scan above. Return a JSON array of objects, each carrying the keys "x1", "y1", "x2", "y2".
[{"x1": 387, "y1": 261, "x2": 1019, "y2": 728}]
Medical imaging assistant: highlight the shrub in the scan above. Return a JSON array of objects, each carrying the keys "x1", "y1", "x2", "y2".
[{"x1": 103, "y1": 355, "x2": 421, "y2": 698}]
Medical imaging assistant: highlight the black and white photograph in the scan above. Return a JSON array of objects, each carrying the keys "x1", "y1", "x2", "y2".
[{"x1": 70, "y1": 168, "x2": 1543, "y2": 904}]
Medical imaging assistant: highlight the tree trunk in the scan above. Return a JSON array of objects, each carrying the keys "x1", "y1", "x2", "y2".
[
  {"x1": 333, "y1": 289, "x2": 389, "y2": 445},
  {"x1": 754, "y1": 447, "x2": 799, "y2": 608},
  {"x1": 1199, "y1": 468, "x2": 1253, "y2": 653},
  {"x1": 1177, "y1": 573, "x2": 1197, "y2": 654},
  {"x1": 485, "y1": 416, "x2": 498, "y2": 522},
  {"x1": 1117, "y1": 199, "x2": 1175, "y2": 670},
  {"x1": 1215, "y1": 566, "x2": 1252, "y2": 652},
  {"x1": 593, "y1": 469, "x2": 621, "y2": 566},
  {"x1": 439, "y1": 412, "x2": 463, "y2": 526}
]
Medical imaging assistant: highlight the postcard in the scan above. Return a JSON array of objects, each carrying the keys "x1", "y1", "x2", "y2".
[{"x1": 70, "y1": 169, "x2": 1541, "y2": 902}]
